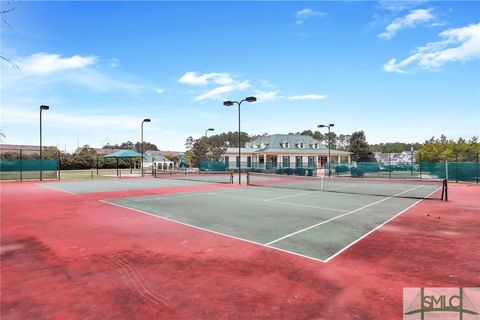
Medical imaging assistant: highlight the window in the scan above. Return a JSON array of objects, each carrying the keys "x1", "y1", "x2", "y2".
[
  {"x1": 283, "y1": 141, "x2": 290, "y2": 148},
  {"x1": 308, "y1": 156, "x2": 315, "y2": 168},
  {"x1": 247, "y1": 156, "x2": 252, "y2": 168},
  {"x1": 314, "y1": 143, "x2": 319, "y2": 149},
  {"x1": 236, "y1": 156, "x2": 240, "y2": 168},
  {"x1": 299, "y1": 142, "x2": 305, "y2": 149},
  {"x1": 296, "y1": 156, "x2": 302, "y2": 168},
  {"x1": 225, "y1": 156, "x2": 229, "y2": 168},
  {"x1": 283, "y1": 156, "x2": 290, "y2": 168}
]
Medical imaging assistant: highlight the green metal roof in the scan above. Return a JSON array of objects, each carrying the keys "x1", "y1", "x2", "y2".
[
  {"x1": 246, "y1": 134, "x2": 329, "y2": 151},
  {"x1": 102, "y1": 150, "x2": 144, "y2": 158}
]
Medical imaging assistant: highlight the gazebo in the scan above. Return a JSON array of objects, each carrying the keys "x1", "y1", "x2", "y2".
[{"x1": 103, "y1": 150, "x2": 144, "y2": 177}]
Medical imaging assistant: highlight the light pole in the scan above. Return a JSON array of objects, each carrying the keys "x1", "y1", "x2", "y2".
[
  {"x1": 318, "y1": 123, "x2": 334, "y2": 177},
  {"x1": 410, "y1": 146, "x2": 414, "y2": 176},
  {"x1": 141, "y1": 119, "x2": 151, "y2": 176},
  {"x1": 205, "y1": 128, "x2": 214, "y2": 137},
  {"x1": 223, "y1": 96, "x2": 256, "y2": 184},
  {"x1": 39, "y1": 105, "x2": 49, "y2": 181}
]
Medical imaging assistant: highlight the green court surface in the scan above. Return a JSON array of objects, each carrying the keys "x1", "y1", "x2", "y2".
[
  {"x1": 105, "y1": 187, "x2": 426, "y2": 262},
  {"x1": 39, "y1": 177, "x2": 223, "y2": 194}
]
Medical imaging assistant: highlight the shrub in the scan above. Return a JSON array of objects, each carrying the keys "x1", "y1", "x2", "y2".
[
  {"x1": 307, "y1": 168, "x2": 314, "y2": 176},
  {"x1": 351, "y1": 167, "x2": 365, "y2": 177},
  {"x1": 335, "y1": 165, "x2": 350, "y2": 173},
  {"x1": 295, "y1": 168, "x2": 306, "y2": 176},
  {"x1": 284, "y1": 168, "x2": 294, "y2": 175}
]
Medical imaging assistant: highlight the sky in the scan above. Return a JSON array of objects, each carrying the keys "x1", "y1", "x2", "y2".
[{"x1": 1, "y1": 1, "x2": 479, "y2": 152}]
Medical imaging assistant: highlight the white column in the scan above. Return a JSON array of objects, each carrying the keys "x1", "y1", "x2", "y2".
[
  {"x1": 337, "y1": 155, "x2": 341, "y2": 164},
  {"x1": 348, "y1": 155, "x2": 351, "y2": 165}
]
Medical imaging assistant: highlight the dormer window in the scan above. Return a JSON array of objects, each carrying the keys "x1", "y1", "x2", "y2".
[
  {"x1": 299, "y1": 142, "x2": 305, "y2": 149},
  {"x1": 314, "y1": 143, "x2": 319, "y2": 149},
  {"x1": 260, "y1": 143, "x2": 265, "y2": 148},
  {"x1": 283, "y1": 141, "x2": 290, "y2": 148}
]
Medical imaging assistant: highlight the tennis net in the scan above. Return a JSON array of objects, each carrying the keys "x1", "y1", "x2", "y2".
[
  {"x1": 155, "y1": 170, "x2": 234, "y2": 184},
  {"x1": 247, "y1": 172, "x2": 447, "y2": 200}
]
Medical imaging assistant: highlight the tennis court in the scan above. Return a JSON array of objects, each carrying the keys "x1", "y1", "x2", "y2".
[
  {"x1": 101, "y1": 174, "x2": 446, "y2": 262},
  {"x1": 39, "y1": 171, "x2": 234, "y2": 194}
]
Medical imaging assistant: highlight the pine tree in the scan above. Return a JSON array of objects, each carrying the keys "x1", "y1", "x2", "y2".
[{"x1": 348, "y1": 131, "x2": 376, "y2": 162}]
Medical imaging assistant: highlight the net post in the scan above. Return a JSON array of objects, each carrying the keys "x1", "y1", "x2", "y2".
[
  {"x1": 443, "y1": 179, "x2": 448, "y2": 201},
  {"x1": 231, "y1": 171, "x2": 234, "y2": 184},
  {"x1": 20, "y1": 149, "x2": 23, "y2": 182},
  {"x1": 96, "y1": 154, "x2": 99, "y2": 176},
  {"x1": 246, "y1": 171, "x2": 250, "y2": 185}
]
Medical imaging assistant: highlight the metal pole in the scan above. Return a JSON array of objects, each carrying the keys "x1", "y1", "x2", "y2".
[
  {"x1": 141, "y1": 122, "x2": 144, "y2": 176},
  {"x1": 419, "y1": 154, "x2": 422, "y2": 179},
  {"x1": 57, "y1": 150, "x2": 61, "y2": 180},
  {"x1": 411, "y1": 147, "x2": 414, "y2": 176},
  {"x1": 40, "y1": 108, "x2": 43, "y2": 181},
  {"x1": 455, "y1": 154, "x2": 458, "y2": 183},
  {"x1": 96, "y1": 154, "x2": 99, "y2": 175},
  {"x1": 238, "y1": 101, "x2": 241, "y2": 184},
  {"x1": 327, "y1": 126, "x2": 331, "y2": 177},
  {"x1": 477, "y1": 153, "x2": 479, "y2": 184},
  {"x1": 388, "y1": 153, "x2": 391, "y2": 179},
  {"x1": 20, "y1": 149, "x2": 23, "y2": 182},
  {"x1": 445, "y1": 160, "x2": 448, "y2": 181}
]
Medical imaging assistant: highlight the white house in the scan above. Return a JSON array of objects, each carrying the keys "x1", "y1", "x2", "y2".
[
  {"x1": 143, "y1": 151, "x2": 174, "y2": 170},
  {"x1": 222, "y1": 134, "x2": 351, "y2": 171},
  {"x1": 374, "y1": 151, "x2": 417, "y2": 165}
]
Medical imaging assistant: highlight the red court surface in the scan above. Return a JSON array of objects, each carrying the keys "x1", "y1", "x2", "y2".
[{"x1": 1, "y1": 181, "x2": 479, "y2": 319}]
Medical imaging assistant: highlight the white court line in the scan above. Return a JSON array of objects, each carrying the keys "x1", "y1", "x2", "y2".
[
  {"x1": 36, "y1": 183, "x2": 76, "y2": 195},
  {"x1": 264, "y1": 192, "x2": 311, "y2": 201},
  {"x1": 208, "y1": 192, "x2": 347, "y2": 213},
  {"x1": 99, "y1": 200, "x2": 328, "y2": 263},
  {"x1": 115, "y1": 192, "x2": 210, "y2": 203},
  {"x1": 265, "y1": 185, "x2": 423, "y2": 246},
  {"x1": 323, "y1": 186, "x2": 442, "y2": 262}
]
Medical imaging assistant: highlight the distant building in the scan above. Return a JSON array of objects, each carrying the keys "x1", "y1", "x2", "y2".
[
  {"x1": 222, "y1": 134, "x2": 351, "y2": 170},
  {"x1": 373, "y1": 151, "x2": 417, "y2": 165}
]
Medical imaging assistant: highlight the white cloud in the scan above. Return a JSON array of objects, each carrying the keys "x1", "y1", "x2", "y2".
[
  {"x1": 2, "y1": 52, "x2": 144, "y2": 94},
  {"x1": 383, "y1": 23, "x2": 480, "y2": 73},
  {"x1": 178, "y1": 71, "x2": 234, "y2": 86},
  {"x1": 20, "y1": 53, "x2": 97, "y2": 75},
  {"x1": 379, "y1": 9, "x2": 435, "y2": 40},
  {"x1": 259, "y1": 79, "x2": 275, "y2": 88},
  {"x1": 108, "y1": 58, "x2": 119, "y2": 68},
  {"x1": 255, "y1": 90, "x2": 281, "y2": 103},
  {"x1": 179, "y1": 71, "x2": 251, "y2": 101},
  {"x1": 288, "y1": 94, "x2": 327, "y2": 100},
  {"x1": 295, "y1": 8, "x2": 326, "y2": 25},
  {"x1": 194, "y1": 81, "x2": 250, "y2": 101}
]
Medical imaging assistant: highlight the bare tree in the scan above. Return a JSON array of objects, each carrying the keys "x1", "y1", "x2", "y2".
[{"x1": 1, "y1": 1, "x2": 18, "y2": 69}]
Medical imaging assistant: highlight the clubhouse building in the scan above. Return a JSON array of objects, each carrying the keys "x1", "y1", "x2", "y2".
[{"x1": 222, "y1": 134, "x2": 351, "y2": 171}]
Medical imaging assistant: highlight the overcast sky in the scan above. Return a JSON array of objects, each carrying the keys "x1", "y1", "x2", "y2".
[{"x1": 1, "y1": 1, "x2": 479, "y2": 152}]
